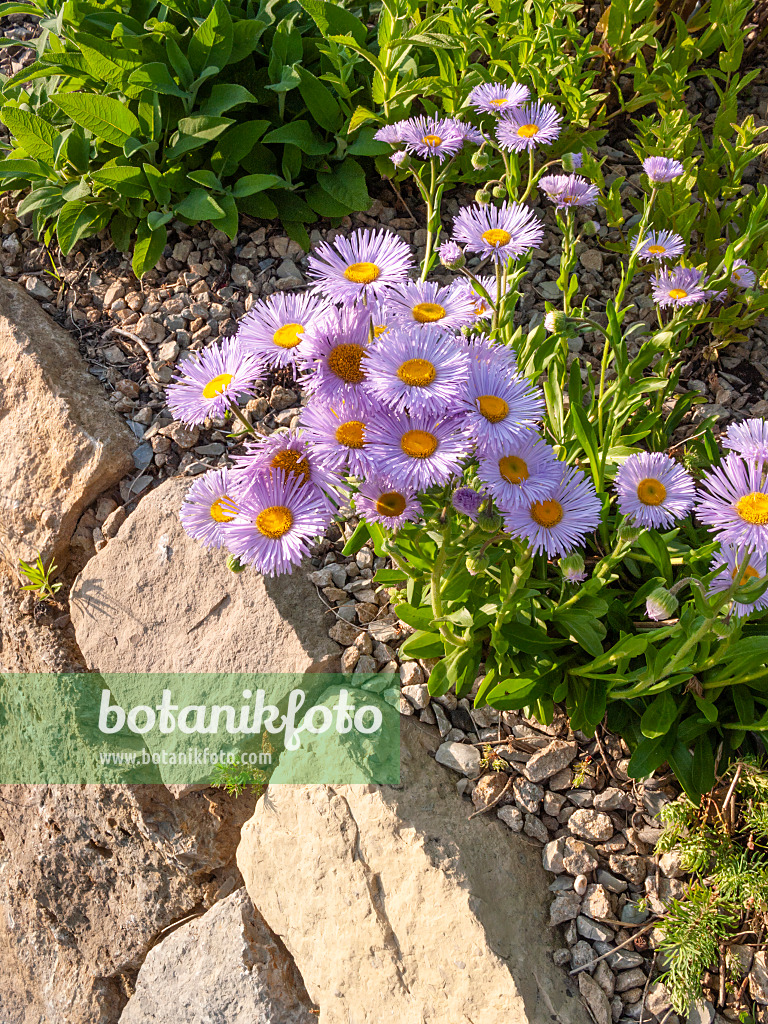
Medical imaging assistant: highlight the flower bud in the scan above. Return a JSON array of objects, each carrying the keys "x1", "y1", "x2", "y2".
[
  {"x1": 438, "y1": 240, "x2": 465, "y2": 270},
  {"x1": 477, "y1": 508, "x2": 503, "y2": 533},
  {"x1": 391, "y1": 149, "x2": 409, "y2": 170},
  {"x1": 492, "y1": 185, "x2": 506, "y2": 199},
  {"x1": 466, "y1": 553, "x2": 490, "y2": 576},
  {"x1": 471, "y1": 149, "x2": 490, "y2": 170},
  {"x1": 560, "y1": 553, "x2": 587, "y2": 584},
  {"x1": 645, "y1": 587, "x2": 678, "y2": 622},
  {"x1": 475, "y1": 188, "x2": 492, "y2": 205},
  {"x1": 581, "y1": 219, "x2": 599, "y2": 237},
  {"x1": 544, "y1": 309, "x2": 570, "y2": 333},
  {"x1": 227, "y1": 554, "x2": 246, "y2": 573},
  {"x1": 617, "y1": 522, "x2": 643, "y2": 544},
  {"x1": 562, "y1": 151, "x2": 583, "y2": 171}
]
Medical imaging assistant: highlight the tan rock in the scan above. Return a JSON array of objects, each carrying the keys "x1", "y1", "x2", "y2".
[
  {"x1": 237, "y1": 718, "x2": 591, "y2": 1024},
  {"x1": 70, "y1": 477, "x2": 341, "y2": 674},
  {"x1": 0, "y1": 783, "x2": 256, "y2": 1024},
  {"x1": 0, "y1": 279, "x2": 134, "y2": 565}
]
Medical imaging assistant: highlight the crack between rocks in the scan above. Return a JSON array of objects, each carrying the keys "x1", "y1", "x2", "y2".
[
  {"x1": 185, "y1": 593, "x2": 230, "y2": 635},
  {"x1": 330, "y1": 787, "x2": 412, "y2": 998}
]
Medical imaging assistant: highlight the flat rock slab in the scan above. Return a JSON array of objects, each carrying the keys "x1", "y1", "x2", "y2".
[
  {"x1": 119, "y1": 888, "x2": 316, "y2": 1024},
  {"x1": 237, "y1": 717, "x2": 591, "y2": 1024},
  {"x1": 0, "y1": 280, "x2": 134, "y2": 565},
  {"x1": 70, "y1": 477, "x2": 341, "y2": 674}
]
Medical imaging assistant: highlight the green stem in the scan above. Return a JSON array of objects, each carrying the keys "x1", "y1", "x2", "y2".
[{"x1": 228, "y1": 400, "x2": 256, "y2": 435}]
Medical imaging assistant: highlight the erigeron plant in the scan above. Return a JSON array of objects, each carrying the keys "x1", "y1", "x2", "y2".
[{"x1": 167, "y1": 85, "x2": 768, "y2": 802}]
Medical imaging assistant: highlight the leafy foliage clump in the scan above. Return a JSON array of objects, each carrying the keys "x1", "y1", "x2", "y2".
[{"x1": 655, "y1": 759, "x2": 768, "y2": 1015}]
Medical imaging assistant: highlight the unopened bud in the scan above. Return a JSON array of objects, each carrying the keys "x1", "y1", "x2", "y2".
[
  {"x1": 438, "y1": 240, "x2": 465, "y2": 270},
  {"x1": 391, "y1": 149, "x2": 409, "y2": 170},
  {"x1": 492, "y1": 185, "x2": 506, "y2": 199},
  {"x1": 617, "y1": 522, "x2": 643, "y2": 544},
  {"x1": 477, "y1": 508, "x2": 503, "y2": 533},
  {"x1": 646, "y1": 587, "x2": 678, "y2": 622},
  {"x1": 544, "y1": 309, "x2": 570, "y2": 333},
  {"x1": 475, "y1": 188, "x2": 491, "y2": 205},
  {"x1": 227, "y1": 554, "x2": 246, "y2": 573},
  {"x1": 581, "y1": 219, "x2": 599, "y2": 237},
  {"x1": 562, "y1": 152, "x2": 583, "y2": 171},
  {"x1": 466, "y1": 553, "x2": 490, "y2": 576},
  {"x1": 560, "y1": 553, "x2": 587, "y2": 584},
  {"x1": 471, "y1": 149, "x2": 490, "y2": 170}
]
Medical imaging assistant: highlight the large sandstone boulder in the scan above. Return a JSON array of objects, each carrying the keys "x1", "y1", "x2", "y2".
[
  {"x1": 70, "y1": 477, "x2": 341, "y2": 673},
  {"x1": 237, "y1": 717, "x2": 591, "y2": 1024},
  {"x1": 0, "y1": 783, "x2": 257, "y2": 1024},
  {"x1": 0, "y1": 279, "x2": 134, "y2": 566},
  {"x1": 119, "y1": 888, "x2": 316, "y2": 1023}
]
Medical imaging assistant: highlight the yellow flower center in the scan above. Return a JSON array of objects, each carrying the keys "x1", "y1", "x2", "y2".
[
  {"x1": 210, "y1": 496, "x2": 237, "y2": 523},
  {"x1": 499, "y1": 455, "x2": 529, "y2": 485},
  {"x1": 668, "y1": 288, "x2": 688, "y2": 299},
  {"x1": 256, "y1": 505, "x2": 293, "y2": 539},
  {"x1": 202, "y1": 372, "x2": 233, "y2": 399},
  {"x1": 422, "y1": 134, "x2": 442, "y2": 146},
  {"x1": 344, "y1": 261, "x2": 380, "y2": 284},
  {"x1": 376, "y1": 491, "x2": 407, "y2": 517},
  {"x1": 517, "y1": 123, "x2": 539, "y2": 138},
  {"x1": 732, "y1": 564, "x2": 760, "y2": 586},
  {"x1": 411, "y1": 302, "x2": 446, "y2": 323},
  {"x1": 490, "y1": 98, "x2": 507, "y2": 106},
  {"x1": 734, "y1": 271, "x2": 741, "y2": 282},
  {"x1": 271, "y1": 449, "x2": 311, "y2": 484},
  {"x1": 530, "y1": 498, "x2": 564, "y2": 528},
  {"x1": 482, "y1": 228, "x2": 512, "y2": 248},
  {"x1": 477, "y1": 394, "x2": 509, "y2": 423},
  {"x1": 636, "y1": 478, "x2": 667, "y2": 506},
  {"x1": 561, "y1": 195, "x2": 577, "y2": 204},
  {"x1": 397, "y1": 358, "x2": 437, "y2": 387},
  {"x1": 374, "y1": 324, "x2": 388, "y2": 337},
  {"x1": 327, "y1": 343, "x2": 366, "y2": 383},
  {"x1": 647, "y1": 245, "x2": 666, "y2": 255},
  {"x1": 335, "y1": 420, "x2": 365, "y2": 449},
  {"x1": 735, "y1": 492, "x2": 768, "y2": 525},
  {"x1": 401, "y1": 429, "x2": 438, "y2": 459},
  {"x1": 273, "y1": 323, "x2": 304, "y2": 349}
]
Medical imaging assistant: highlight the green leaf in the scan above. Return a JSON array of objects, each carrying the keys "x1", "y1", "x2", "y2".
[
  {"x1": 627, "y1": 732, "x2": 674, "y2": 779},
  {"x1": 56, "y1": 200, "x2": 100, "y2": 255},
  {"x1": 199, "y1": 83, "x2": 256, "y2": 116},
  {"x1": 210, "y1": 192, "x2": 238, "y2": 239},
  {"x1": 230, "y1": 173, "x2": 282, "y2": 197},
  {"x1": 52, "y1": 93, "x2": 141, "y2": 147},
  {"x1": 91, "y1": 165, "x2": 150, "y2": 199},
  {"x1": 553, "y1": 610, "x2": 605, "y2": 658},
  {"x1": 166, "y1": 115, "x2": 234, "y2": 160},
  {"x1": 316, "y1": 157, "x2": 371, "y2": 212},
  {"x1": 166, "y1": 36, "x2": 193, "y2": 89},
  {"x1": 174, "y1": 188, "x2": 225, "y2": 222},
  {"x1": 398, "y1": 630, "x2": 444, "y2": 659},
  {"x1": 348, "y1": 105, "x2": 379, "y2": 133},
  {"x1": 297, "y1": 0, "x2": 367, "y2": 44},
  {"x1": 143, "y1": 163, "x2": 171, "y2": 205},
  {"x1": 110, "y1": 209, "x2": 135, "y2": 253},
  {"x1": 187, "y1": 169, "x2": 223, "y2": 191},
  {"x1": 230, "y1": 19, "x2": 269, "y2": 63},
  {"x1": 341, "y1": 520, "x2": 369, "y2": 556},
  {"x1": 297, "y1": 66, "x2": 342, "y2": 132},
  {"x1": 0, "y1": 106, "x2": 57, "y2": 161},
  {"x1": 128, "y1": 63, "x2": 187, "y2": 97},
  {"x1": 262, "y1": 120, "x2": 333, "y2": 154},
  {"x1": 132, "y1": 217, "x2": 166, "y2": 279},
  {"x1": 372, "y1": 568, "x2": 408, "y2": 584},
  {"x1": 691, "y1": 736, "x2": 715, "y2": 797},
  {"x1": 640, "y1": 692, "x2": 678, "y2": 739},
  {"x1": 188, "y1": 0, "x2": 233, "y2": 74},
  {"x1": 395, "y1": 603, "x2": 434, "y2": 632}
]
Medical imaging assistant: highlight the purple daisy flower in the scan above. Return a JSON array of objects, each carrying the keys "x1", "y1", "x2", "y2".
[
  {"x1": 452, "y1": 486, "x2": 485, "y2": 520},
  {"x1": 363, "y1": 327, "x2": 469, "y2": 415},
  {"x1": 731, "y1": 260, "x2": 757, "y2": 289},
  {"x1": 399, "y1": 116, "x2": 465, "y2": 162},
  {"x1": 631, "y1": 230, "x2": 686, "y2": 262},
  {"x1": 299, "y1": 306, "x2": 374, "y2": 407},
  {"x1": 502, "y1": 467, "x2": 602, "y2": 557},
  {"x1": 307, "y1": 228, "x2": 414, "y2": 305},
  {"x1": 538, "y1": 174, "x2": 600, "y2": 209},
  {"x1": 237, "y1": 292, "x2": 327, "y2": 373},
  {"x1": 615, "y1": 452, "x2": 696, "y2": 530},
  {"x1": 496, "y1": 102, "x2": 562, "y2": 152},
  {"x1": 354, "y1": 478, "x2": 423, "y2": 532},
  {"x1": 222, "y1": 470, "x2": 331, "y2": 577},
  {"x1": 453, "y1": 201, "x2": 544, "y2": 263},
  {"x1": 722, "y1": 418, "x2": 768, "y2": 464},
  {"x1": 166, "y1": 337, "x2": 263, "y2": 425},
  {"x1": 642, "y1": 156, "x2": 685, "y2": 184},
  {"x1": 179, "y1": 468, "x2": 240, "y2": 549},
  {"x1": 454, "y1": 332, "x2": 518, "y2": 372},
  {"x1": 461, "y1": 361, "x2": 543, "y2": 455},
  {"x1": 387, "y1": 279, "x2": 477, "y2": 331},
  {"x1": 374, "y1": 122, "x2": 405, "y2": 144},
  {"x1": 366, "y1": 409, "x2": 471, "y2": 491},
  {"x1": 298, "y1": 398, "x2": 378, "y2": 479},
  {"x1": 438, "y1": 240, "x2": 465, "y2": 269},
  {"x1": 391, "y1": 150, "x2": 409, "y2": 168},
  {"x1": 231, "y1": 430, "x2": 339, "y2": 502},
  {"x1": 651, "y1": 267, "x2": 708, "y2": 308},
  {"x1": 707, "y1": 288, "x2": 728, "y2": 303},
  {"x1": 467, "y1": 81, "x2": 530, "y2": 115},
  {"x1": 708, "y1": 544, "x2": 768, "y2": 619},
  {"x1": 455, "y1": 121, "x2": 485, "y2": 145},
  {"x1": 478, "y1": 433, "x2": 561, "y2": 509},
  {"x1": 696, "y1": 454, "x2": 768, "y2": 556}
]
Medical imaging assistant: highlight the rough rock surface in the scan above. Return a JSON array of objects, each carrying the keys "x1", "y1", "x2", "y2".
[
  {"x1": 0, "y1": 784, "x2": 256, "y2": 1024},
  {"x1": 119, "y1": 888, "x2": 316, "y2": 1023},
  {"x1": 0, "y1": 279, "x2": 134, "y2": 565},
  {"x1": 237, "y1": 716, "x2": 590, "y2": 1024},
  {"x1": 70, "y1": 477, "x2": 341, "y2": 673}
]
